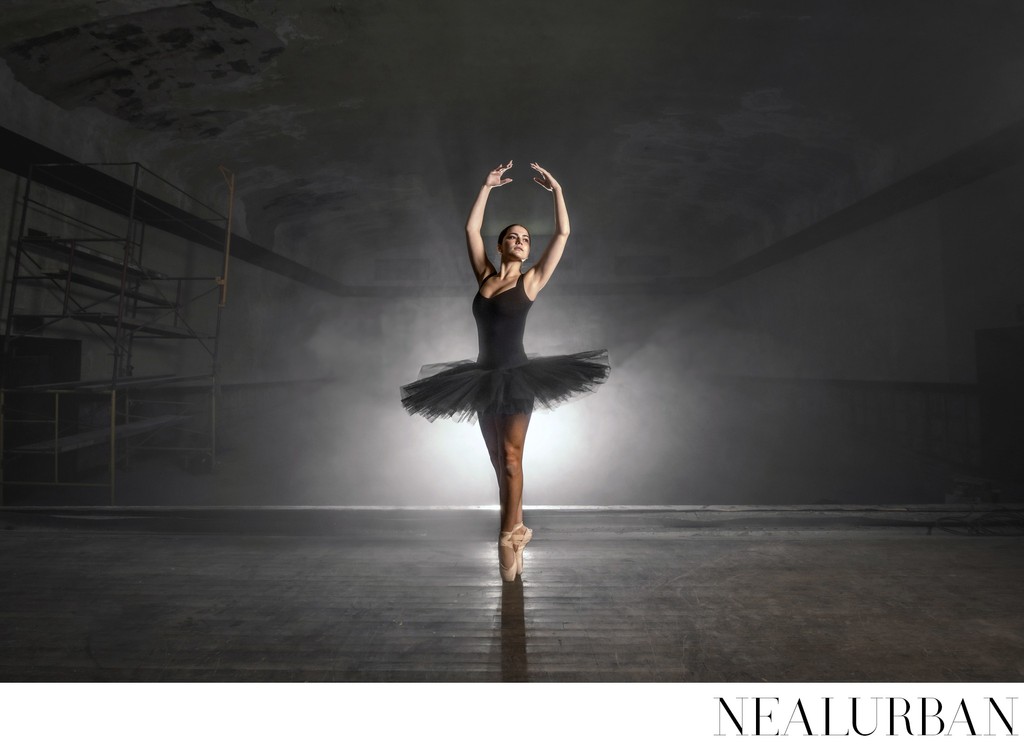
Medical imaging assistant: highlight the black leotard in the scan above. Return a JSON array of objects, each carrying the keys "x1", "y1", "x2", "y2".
[
  {"x1": 400, "y1": 272, "x2": 609, "y2": 422},
  {"x1": 473, "y1": 272, "x2": 530, "y2": 370}
]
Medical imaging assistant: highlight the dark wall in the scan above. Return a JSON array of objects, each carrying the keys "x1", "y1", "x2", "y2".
[{"x1": 202, "y1": 160, "x2": 1018, "y2": 507}]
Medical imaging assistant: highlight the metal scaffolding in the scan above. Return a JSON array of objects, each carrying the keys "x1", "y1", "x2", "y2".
[{"x1": 1, "y1": 162, "x2": 234, "y2": 504}]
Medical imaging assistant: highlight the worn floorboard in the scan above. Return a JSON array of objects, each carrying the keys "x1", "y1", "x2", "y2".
[{"x1": 0, "y1": 508, "x2": 1021, "y2": 682}]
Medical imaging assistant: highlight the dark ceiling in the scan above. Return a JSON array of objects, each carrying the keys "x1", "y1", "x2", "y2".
[{"x1": 2, "y1": 1, "x2": 1024, "y2": 285}]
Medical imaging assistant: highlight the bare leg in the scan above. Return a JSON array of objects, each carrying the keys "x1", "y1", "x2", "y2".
[
  {"x1": 480, "y1": 410, "x2": 532, "y2": 578},
  {"x1": 478, "y1": 411, "x2": 503, "y2": 495},
  {"x1": 479, "y1": 411, "x2": 531, "y2": 532}
]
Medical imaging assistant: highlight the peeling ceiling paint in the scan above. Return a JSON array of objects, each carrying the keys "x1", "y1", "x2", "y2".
[
  {"x1": 2, "y1": 1, "x2": 1023, "y2": 280},
  {"x1": 3, "y1": 2, "x2": 283, "y2": 136}
]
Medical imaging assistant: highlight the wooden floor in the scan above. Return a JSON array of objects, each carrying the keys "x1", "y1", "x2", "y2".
[{"x1": 1, "y1": 507, "x2": 1022, "y2": 682}]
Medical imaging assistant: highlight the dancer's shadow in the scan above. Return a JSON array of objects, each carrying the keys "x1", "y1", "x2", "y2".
[{"x1": 500, "y1": 578, "x2": 528, "y2": 681}]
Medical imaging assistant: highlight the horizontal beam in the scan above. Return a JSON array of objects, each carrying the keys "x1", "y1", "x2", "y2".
[
  {"x1": 7, "y1": 117, "x2": 1020, "y2": 300},
  {"x1": 0, "y1": 125, "x2": 349, "y2": 297},
  {"x1": 710, "y1": 117, "x2": 1024, "y2": 289}
]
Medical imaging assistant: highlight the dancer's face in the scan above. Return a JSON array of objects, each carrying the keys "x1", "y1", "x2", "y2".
[{"x1": 498, "y1": 225, "x2": 530, "y2": 263}]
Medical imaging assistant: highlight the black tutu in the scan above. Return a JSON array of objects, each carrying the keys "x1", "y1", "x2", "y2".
[{"x1": 401, "y1": 349, "x2": 610, "y2": 422}]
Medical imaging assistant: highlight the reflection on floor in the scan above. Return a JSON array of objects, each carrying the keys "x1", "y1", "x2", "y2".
[{"x1": 0, "y1": 507, "x2": 1021, "y2": 682}]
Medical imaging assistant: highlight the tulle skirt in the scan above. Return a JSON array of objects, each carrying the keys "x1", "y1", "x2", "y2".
[{"x1": 401, "y1": 349, "x2": 610, "y2": 422}]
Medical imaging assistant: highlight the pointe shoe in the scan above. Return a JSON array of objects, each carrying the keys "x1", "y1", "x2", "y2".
[
  {"x1": 510, "y1": 522, "x2": 533, "y2": 576},
  {"x1": 498, "y1": 531, "x2": 518, "y2": 582}
]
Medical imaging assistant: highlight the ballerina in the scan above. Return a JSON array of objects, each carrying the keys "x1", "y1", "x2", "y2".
[{"x1": 401, "y1": 160, "x2": 609, "y2": 581}]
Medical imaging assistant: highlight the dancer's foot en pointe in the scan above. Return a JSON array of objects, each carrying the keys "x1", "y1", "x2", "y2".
[
  {"x1": 511, "y1": 522, "x2": 532, "y2": 576},
  {"x1": 498, "y1": 523, "x2": 533, "y2": 582}
]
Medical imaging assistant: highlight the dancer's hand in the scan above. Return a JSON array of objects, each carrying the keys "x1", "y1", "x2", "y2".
[
  {"x1": 485, "y1": 160, "x2": 513, "y2": 188},
  {"x1": 531, "y1": 163, "x2": 561, "y2": 192}
]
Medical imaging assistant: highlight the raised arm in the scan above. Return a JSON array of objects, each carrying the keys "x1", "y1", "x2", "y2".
[
  {"x1": 466, "y1": 160, "x2": 513, "y2": 284},
  {"x1": 523, "y1": 163, "x2": 569, "y2": 298}
]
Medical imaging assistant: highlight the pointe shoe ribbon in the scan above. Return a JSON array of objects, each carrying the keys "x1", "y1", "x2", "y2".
[{"x1": 510, "y1": 522, "x2": 533, "y2": 577}]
